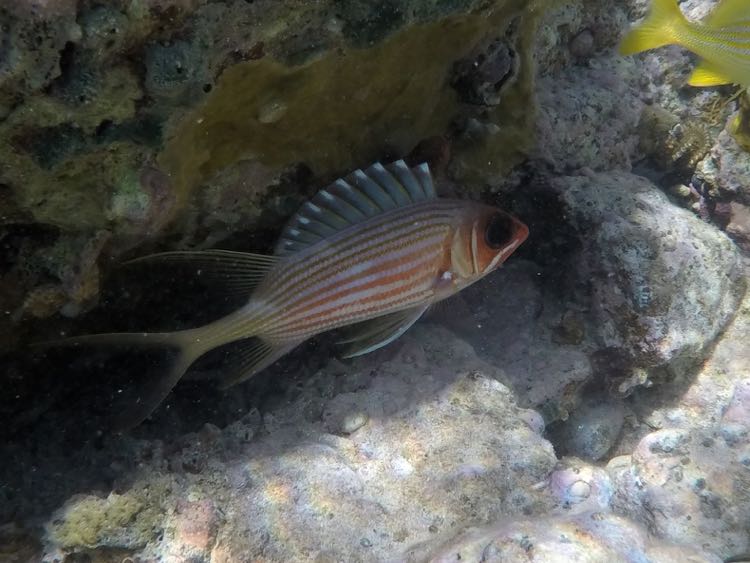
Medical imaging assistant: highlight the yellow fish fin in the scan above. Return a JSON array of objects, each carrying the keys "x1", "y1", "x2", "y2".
[
  {"x1": 688, "y1": 60, "x2": 735, "y2": 86},
  {"x1": 619, "y1": 0, "x2": 685, "y2": 55},
  {"x1": 705, "y1": 0, "x2": 750, "y2": 27}
]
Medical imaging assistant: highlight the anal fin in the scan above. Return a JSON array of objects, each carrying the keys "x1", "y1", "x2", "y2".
[
  {"x1": 338, "y1": 305, "x2": 429, "y2": 358},
  {"x1": 215, "y1": 337, "x2": 298, "y2": 389},
  {"x1": 688, "y1": 60, "x2": 734, "y2": 87}
]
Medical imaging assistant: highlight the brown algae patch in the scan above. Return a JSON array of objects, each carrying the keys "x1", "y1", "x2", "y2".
[{"x1": 159, "y1": 3, "x2": 540, "y2": 211}]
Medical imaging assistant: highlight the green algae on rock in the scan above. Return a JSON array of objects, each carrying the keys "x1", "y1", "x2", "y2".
[
  {"x1": 47, "y1": 490, "x2": 160, "y2": 551},
  {"x1": 159, "y1": 2, "x2": 542, "y2": 218}
]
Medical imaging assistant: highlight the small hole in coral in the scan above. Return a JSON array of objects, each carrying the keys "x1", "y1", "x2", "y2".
[
  {"x1": 203, "y1": 83, "x2": 212, "y2": 93},
  {"x1": 95, "y1": 119, "x2": 113, "y2": 137}
]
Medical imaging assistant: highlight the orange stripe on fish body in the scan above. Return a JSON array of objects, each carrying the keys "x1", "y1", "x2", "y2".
[{"x1": 57, "y1": 160, "x2": 529, "y2": 429}]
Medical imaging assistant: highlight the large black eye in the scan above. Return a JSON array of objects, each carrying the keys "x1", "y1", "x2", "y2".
[{"x1": 484, "y1": 213, "x2": 514, "y2": 249}]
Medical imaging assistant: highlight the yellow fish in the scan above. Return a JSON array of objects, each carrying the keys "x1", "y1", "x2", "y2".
[
  {"x1": 619, "y1": 0, "x2": 750, "y2": 87},
  {"x1": 53, "y1": 160, "x2": 528, "y2": 429}
]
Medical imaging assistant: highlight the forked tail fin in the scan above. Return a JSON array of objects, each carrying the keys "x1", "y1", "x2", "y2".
[
  {"x1": 39, "y1": 328, "x2": 215, "y2": 430},
  {"x1": 619, "y1": 0, "x2": 685, "y2": 55}
]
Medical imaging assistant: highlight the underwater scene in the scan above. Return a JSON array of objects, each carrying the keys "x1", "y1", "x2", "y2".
[{"x1": 1, "y1": 0, "x2": 749, "y2": 561}]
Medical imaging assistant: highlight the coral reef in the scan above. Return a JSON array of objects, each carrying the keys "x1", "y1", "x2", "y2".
[{"x1": 1, "y1": 0, "x2": 750, "y2": 561}]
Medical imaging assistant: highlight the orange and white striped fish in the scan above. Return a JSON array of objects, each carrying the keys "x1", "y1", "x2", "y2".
[{"x1": 61, "y1": 160, "x2": 528, "y2": 427}]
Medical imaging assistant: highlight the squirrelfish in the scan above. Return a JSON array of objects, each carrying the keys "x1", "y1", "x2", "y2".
[
  {"x1": 61, "y1": 160, "x2": 528, "y2": 428},
  {"x1": 620, "y1": 0, "x2": 750, "y2": 87}
]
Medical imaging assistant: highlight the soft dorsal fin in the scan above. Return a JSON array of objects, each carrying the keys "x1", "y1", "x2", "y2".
[
  {"x1": 124, "y1": 249, "x2": 279, "y2": 297},
  {"x1": 274, "y1": 160, "x2": 437, "y2": 256},
  {"x1": 706, "y1": 0, "x2": 750, "y2": 27}
]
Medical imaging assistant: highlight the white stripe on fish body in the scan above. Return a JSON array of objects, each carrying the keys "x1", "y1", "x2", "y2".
[
  {"x1": 264, "y1": 276, "x2": 437, "y2": 341},
  {"x1": 270, "y1": 225, "x2": 449, "y2": 318},
  {"x1": 274, "y1": 220, "x2": 448, "y2": 305},
  {"x1": 249, "y1": 203, "x2": 460, "y2": 342},
  {"x1": 262, "y1": 209, "x2": 455, "y2": 308},
  {"x1": 258, "y1": 231, "x2": 449, "y2": 339},
  {"x1": 261, "y1": 200, "x2": 459, "y2": 301},
  {"x1": 267, "y1": 248, "x2": 445, "y2": 335},
  {"x1": 247, "y1": 217, "x2": 452, "y2": 328},
  {"x1": 251, "y1": 202, "x2": 458, "y2": 313}
]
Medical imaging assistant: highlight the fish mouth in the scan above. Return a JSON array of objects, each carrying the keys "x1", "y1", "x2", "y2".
[
  {"x1": 498, "y1": 217, "x2": 529, "y2": 262},
  {"x1": 514, "y1": 217, "x2": 530, "y2": 245}
]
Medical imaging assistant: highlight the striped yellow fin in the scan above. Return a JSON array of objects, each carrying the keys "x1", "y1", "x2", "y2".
[
  {"x1": 274, "y1": 160, "x2": 437, "y2": 256},
  {"x1": 688, "y1": 60, "x2": 734, "y2": 86},
  {"x1": 706, "y1": 0, "x2": 750, "y2": 27},
  {"x1": 619, "y1": 0, "x2": 684, "y2": 55}
]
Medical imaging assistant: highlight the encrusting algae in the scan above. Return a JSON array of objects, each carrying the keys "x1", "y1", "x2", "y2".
[
  {"x1": 50, "y1": 161, "x2": 528, "y2": 429},
  {"x1": 159, "y1": 3, "x2": 543, "y2": 220}
]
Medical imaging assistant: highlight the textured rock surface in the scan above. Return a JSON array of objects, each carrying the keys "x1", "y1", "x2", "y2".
[
  {"x1": 699, "y1": 128, "x2": 750, "y2": 206},
  {"x1": 606, "y1": 290, "x2": 750, "y2": 559},
  {"x1": 417, "y1": 512, "x2": 722, "y2": 562},
  {"x1": 41, "y1": 326, "x2": 559, "y2": 561},
  {"x1": 553, "y1": 171, "x2": 744, "y2": 375},
  {"x1": 535, "y1": 56, "x2": 643, "y2": 173}
]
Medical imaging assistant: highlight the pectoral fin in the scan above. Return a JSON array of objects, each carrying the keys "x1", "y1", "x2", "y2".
[
  {"x1": 338, "y1": 305, "x2": 429, "y2": 358},
  {"x1": 688, "y1": 61, "x2": 734, "y2": 87}
]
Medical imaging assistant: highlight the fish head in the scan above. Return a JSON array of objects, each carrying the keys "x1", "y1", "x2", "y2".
[{"x1": 449, "y1": 203, "x2": 529, "y2": 285}]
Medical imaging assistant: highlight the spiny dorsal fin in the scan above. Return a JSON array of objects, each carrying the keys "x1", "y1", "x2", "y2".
[
  {"x1": 125, "y1": 249, "x2": 278, "y2": 297},
  {"x1": 706, "y1": 0, "x2": 750, "y2": 28},
  {"x1": 337, "y1": 304, "x2": 429, "y2": 358},
  {"x1": 274, "y1": 160, "x2": 437, "y2": 256}
]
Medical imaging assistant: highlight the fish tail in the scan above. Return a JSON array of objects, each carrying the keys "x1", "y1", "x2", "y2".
[
  {"x1": 41, "y1": 315, "x2": 259, "y2": 428},
  {"x1": 41, "y1": 327, "x2": 217, "y2": 429},
  {"x1": 39, "y1": 304, "x2": 275, "y2": 428},
  {"x1": 619, "y1": 0, "x2": 685, "y2": 55}
]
